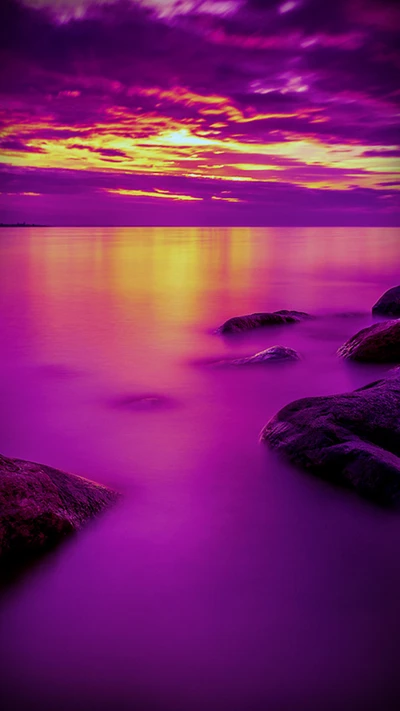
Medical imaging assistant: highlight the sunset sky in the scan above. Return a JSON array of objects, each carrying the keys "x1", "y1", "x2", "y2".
[{"x1": 0, "y1": 0, "x2": 399, "y2": 225}]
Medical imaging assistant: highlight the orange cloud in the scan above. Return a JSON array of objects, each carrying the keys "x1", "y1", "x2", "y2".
[
  {"x1": 1, "y1": 89, "x2": 398, "y2": 193},
  {"x1": 105, "y1": 188, "x2": 203, "y2": 201}
]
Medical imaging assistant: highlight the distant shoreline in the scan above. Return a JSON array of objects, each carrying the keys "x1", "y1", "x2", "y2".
[{"x1": 0, "y1": 223, "x2": 398, "y2": 228}]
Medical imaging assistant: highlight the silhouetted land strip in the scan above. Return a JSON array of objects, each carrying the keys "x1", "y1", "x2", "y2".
[{"x1": 0, "y1": 222, "x2": 45, "y2": 227}]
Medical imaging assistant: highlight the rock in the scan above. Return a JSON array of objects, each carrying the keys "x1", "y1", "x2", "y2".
[
  {"x1": 337, "y1": 320, "x2": 400, "y2": 362},
  {"x1": 217, "y1": 310, "x2": 311, "y2": 334},
  {"x1": 0, "y1": 453, "x2": 119, "y2": 561},
  {"x1": 372, "y1": 285, "x2": 400, "y2": 317},
  {"x1": 260, "y1": 369, "x2": 400, "y2": 504},
  {"x1": 216, "y1": 346, "x2": 300, "y2": 366}
]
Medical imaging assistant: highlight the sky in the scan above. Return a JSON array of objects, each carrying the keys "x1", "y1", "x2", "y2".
[{"x1": 0, "y1": 0, "x2": 399, "y2": 225}]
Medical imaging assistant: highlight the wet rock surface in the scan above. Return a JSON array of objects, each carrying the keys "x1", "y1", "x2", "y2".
[
  {"x1": 372, "y1": 285, "x2": 400, "y2": 317},
  {"x1": 0, "y1": 453, "x2": 118, "y2": 561},
  {"x1": 337, "y1": 320, "x2": 400, "y2": 362},
  {"x1": 260, "y1": 369, "x2": 400, "y2": 505},
  {"x1": 215, "y1": 345, "x2": 300, "y2": 366},
  {"x1": 217, "y1": 310, "x2": 311, "y2": 334}
]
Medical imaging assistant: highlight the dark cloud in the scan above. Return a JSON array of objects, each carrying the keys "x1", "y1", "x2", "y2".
[
  {"x1": 1, "y1": 163, "x2": 399, "y2": 226},
  {"x1": 68, "y1": 143, "x2": 128, "y2": 157},
  {"x1": 1, "y1": 0, "x2": 398, "y2": 104},
  {"x1": 1, "y1": 163, "x2": 399, "y2": 205},
  {"x1": 0, "y1": 137, "x2": 45, "y2": 152},
  {"x1": 363, "y1": 148, "x2": 400, "y2": 158}
]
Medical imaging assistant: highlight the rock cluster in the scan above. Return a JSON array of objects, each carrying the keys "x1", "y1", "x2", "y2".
[
  {"x1": 255, "y1": 287, "x2": 400, "y2": 504},
  {"x1": 261, "y1": 369, "x2": 400, "y2": 505}
]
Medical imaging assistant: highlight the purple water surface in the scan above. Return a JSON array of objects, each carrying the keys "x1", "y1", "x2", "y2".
[{"x1": 1, "y1": 227, "x2": 400, "y2": 711}]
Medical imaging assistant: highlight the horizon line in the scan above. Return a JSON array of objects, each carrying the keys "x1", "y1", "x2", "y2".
[{"x1": 1, "y1": 224, "x2": 399, "y2": 229}]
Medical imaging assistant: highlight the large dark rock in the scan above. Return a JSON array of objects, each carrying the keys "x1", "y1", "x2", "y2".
[
  {"x1": 337, "y1": 320, "x2": 400, "y2": 362},
  {"x1": 372, "y1": 285, "x2": 400, "y2": 317},
  {"x1": 217, "y1": 310, "x2": 310, "y2": 334},
  {"x1": 0, "y1": 454, "x2": 119, "y2": 561},
  {"x1": 260, "y1": 370, "x2": 400, "y2": 504},
  {"x1": 215, "y1": 345, "x2": 300, "y2": 366}
]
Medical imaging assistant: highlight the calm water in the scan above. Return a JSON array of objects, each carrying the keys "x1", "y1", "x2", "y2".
[{"x1": 1, "y1": 227, "x2": 400, "y2": 711}]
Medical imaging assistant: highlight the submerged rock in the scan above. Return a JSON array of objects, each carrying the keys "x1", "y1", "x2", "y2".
[
  {"x1": 217, "y1": 310, "x2": 311, "y2": 334},
  {"x1": 260, "y1": 369, "x2": 400, "y2": 504},
  {"x1": 372, "y1": 285, "x2": 400, "y2": 317},
  {"x1": 110, "y1": 393, "x2": 176, "y2": 411},
  {"x1": 36, "y1": 363, "x2": 82, "y2": 378},
  {"x1": 0, "y1": 453, "x2": 118, "y2": 561},
  {"x1": 337, "y1": 320, "x2": 400, "y2": 362},
  {"x1": 216, "y1": 345, "x2": 300, "y2": 366}
]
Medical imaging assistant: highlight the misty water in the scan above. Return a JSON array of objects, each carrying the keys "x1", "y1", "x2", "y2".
[{"x1": 1, "y1": 226, "x2": 400, "y2": 711}]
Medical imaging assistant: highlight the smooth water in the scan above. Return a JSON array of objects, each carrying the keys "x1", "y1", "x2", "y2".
[{"x1": 0, "y1": 227, "x2": 400, "y2": 711}]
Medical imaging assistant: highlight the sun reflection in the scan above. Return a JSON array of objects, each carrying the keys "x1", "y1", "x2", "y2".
[{"x1": 6, "y1": 226, "x2": 397, "y2": 377}]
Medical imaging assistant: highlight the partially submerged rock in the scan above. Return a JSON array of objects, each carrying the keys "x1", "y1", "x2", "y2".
[
  {"x1": 337, "y1": 320, "x2": 400, "y2": 362},
  {"x1": 110, "y1": 393, "x2": 175, "y2": 411},
  {"x1": 217, "y1": 310, "x2": 311, "y2": 334},
  {"x1": 215, "y1": 345, "x2": 300, "y2": 366},
  {"x1": 372, "y1": 285, "x2": 400, "y2": 317},
  {"x1": 0, "y1": 453, "x2": 119, "y2": 561},
  {"x1": 260, "y1": 369, "x2": 400, "y2": 504}
]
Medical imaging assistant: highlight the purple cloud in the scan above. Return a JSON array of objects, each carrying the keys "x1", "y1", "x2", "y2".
[{"x1": 0, "y1": 137, "x2": 45, "y2": 152}]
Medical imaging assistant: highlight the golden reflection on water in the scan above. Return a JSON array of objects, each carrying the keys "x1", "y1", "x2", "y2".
[{"x1": 0, "y1": 225, "x2": 395, "y2": 369}]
